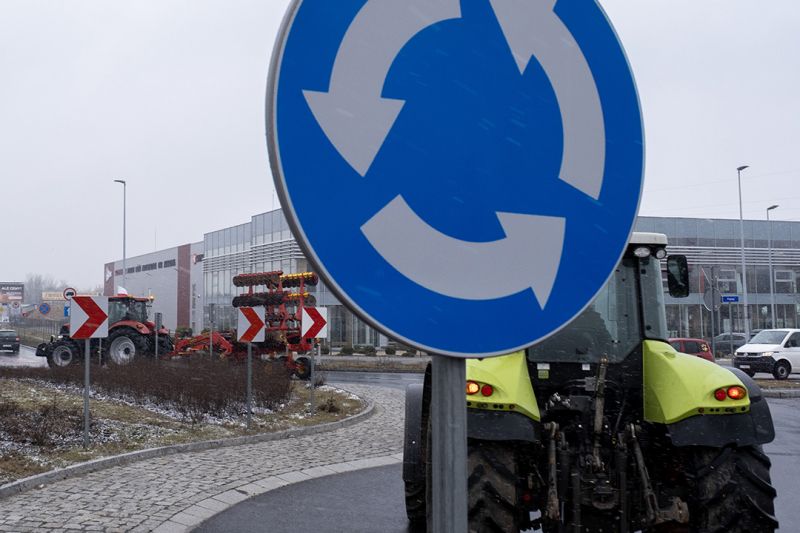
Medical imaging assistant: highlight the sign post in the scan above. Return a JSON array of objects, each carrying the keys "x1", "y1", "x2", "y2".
[
  {"x1": 269, "y1": 1, "x2": 643, "y2": 529},
  {"x1": 154, "y1": 312, "x2": 163, "y2": 362},
  {"x1": 237, "y1": 307, "x2": 266, "y2": 429},
  {"x1": 302, "y1": 307, "x2": 328, "y2": 414},
  {"x1": 69, "y1": 295, "x2": 109, "y2": 448}
]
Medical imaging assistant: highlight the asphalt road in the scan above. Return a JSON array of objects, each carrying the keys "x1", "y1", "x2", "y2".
[
  {"x1": 200, "y1": 372, "x2": 799, "y2": 532},
  {"x1": 323, "y1": 370, "x2": 423, "y2": 390},
  {"x1": 195, "y1": 463, "x2": 415, "y2": 533},
  {"x1": 0, "y1": 344, "x2": 46, "y2": 368}
]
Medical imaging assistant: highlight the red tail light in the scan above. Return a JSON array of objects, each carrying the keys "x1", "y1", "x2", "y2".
[
  {"x1": 481, "y1": 384, "x2": 494, "y2": 397},
  {"x1": 714, "y1": 388, "x2": 727, "y2": 401},
  {"x1": 727, "y1": 386, "x2": 747, "y2": 400}
]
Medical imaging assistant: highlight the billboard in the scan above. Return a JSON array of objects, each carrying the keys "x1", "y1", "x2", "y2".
[
  {"x1": 0, "y1": 282, "x2": 24, "y2": 304},
  {"x1": 42, "y1": 291, "x2": 65, "y2": 301}
]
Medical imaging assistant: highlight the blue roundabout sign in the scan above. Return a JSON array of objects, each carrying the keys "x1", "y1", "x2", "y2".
[{"x1": 268, "y1": 0, "x2": 644, "y2": 357}]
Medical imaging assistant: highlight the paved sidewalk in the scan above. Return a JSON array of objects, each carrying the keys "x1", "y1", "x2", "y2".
[{"x1": 0, "y1": 384, "x2": 405, "y2": 533}]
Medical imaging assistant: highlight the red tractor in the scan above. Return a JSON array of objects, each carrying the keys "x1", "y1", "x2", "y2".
[{"x1": 35, "y1": 295, "x2": 173, "y2": 368}]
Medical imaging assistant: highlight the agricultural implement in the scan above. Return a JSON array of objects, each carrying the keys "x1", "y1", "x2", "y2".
[{"x1": 170, "y1": 270, "x2": 320, "y2": 380}]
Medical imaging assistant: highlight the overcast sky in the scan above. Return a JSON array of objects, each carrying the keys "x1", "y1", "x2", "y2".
[{"x1": 2, "y1": 0, "x2": 798, "y2": 289}]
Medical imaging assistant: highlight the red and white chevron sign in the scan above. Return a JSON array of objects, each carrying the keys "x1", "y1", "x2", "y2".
[
  {"x1": 301, "y1": 307, "x2": 328, "y2": 339},
  {"x1": 237, "y1": 307, "x2": 266, "y2": 343},
  {"x1": 69, "y1": 296, "x2": 109, "y2": 339}
]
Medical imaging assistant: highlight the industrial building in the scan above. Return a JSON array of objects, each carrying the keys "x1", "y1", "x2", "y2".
[{"x1": 105, "y1": 210, "x2": 800, "y2": 345}]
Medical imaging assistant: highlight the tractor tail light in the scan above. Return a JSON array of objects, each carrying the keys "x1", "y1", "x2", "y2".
[
  {"x1": 727, "y1": 386, "x2": 747, "y2": 400},
  {"x1": 714, "y1": 388, "x2": 727, "y2": 401},
  {"x1": 481, "y1": 384, "x2": 494, "y2": 397},
  {"x1": 466, "y1": 381, "x2": 480, "y2": 395}
]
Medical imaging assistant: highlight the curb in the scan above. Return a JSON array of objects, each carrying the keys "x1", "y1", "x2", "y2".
[
  {"x1": 0, "y1": 392, "x2": 375, "y2": 501},
  {"x1": 763, "y1": 389, "x2": 800, "y2": 399}
]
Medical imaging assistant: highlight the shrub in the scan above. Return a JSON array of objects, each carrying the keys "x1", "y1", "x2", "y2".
[
  {"x1": 320, "y1": 345, "x2": 330, "y2": 355},
  {"x1": 318, "y1": 396, "x2": 341, "y2": 414},
  {"x1": 0, "y1": 358, "x2": 292, "y2": 423},
  {"x1": 358, "y1": 345, "x2": 377, "y2": 356},
  {"x1": 384, "y1": 346, "x2": 396, "y2": 355},
  {"x1": 340, "y1": 346, "x2": 354, "y2": 355}
]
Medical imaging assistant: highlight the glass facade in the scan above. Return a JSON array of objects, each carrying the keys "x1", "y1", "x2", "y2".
[
  {"x1": 202, "y1": 209, "x2": 383, "y2": 346},
  {"x1": 200, "y1": 212, "x2": 800, "y2": 350},
  {"x1": 636, "y1": 217, "x2": 800, "y2": 342}
]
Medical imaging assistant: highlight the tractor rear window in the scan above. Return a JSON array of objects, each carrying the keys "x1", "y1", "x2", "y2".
[{"x1": 527, "y1": 259, "x2": 641, "y2": 364}]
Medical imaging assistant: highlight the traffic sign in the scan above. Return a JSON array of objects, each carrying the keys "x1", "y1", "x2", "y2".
[
  {"x1": 269, "y1": 1, "x2": 643, "y2": 357},
  {"x1": 38, "y1": 303, "x2": 50, "y2": 315},
  {"x1": 69, "y1": 296, "x2": 109, "y2": 339},
  {"x1": 237, "y1": 307, "x2": 266, "y2": 343},
  {"x1": 63, "y1": 287, "x2": 77, "y2": 300},
  {"x1": 64, "y1": 305, "x2": 70, "y2": 318},
  {"x1": 722, "y1": 295, "x2": 740, "y2": 304},
  {"x1": 301, "y1": 307, "x2": 328, "y2": 339}
]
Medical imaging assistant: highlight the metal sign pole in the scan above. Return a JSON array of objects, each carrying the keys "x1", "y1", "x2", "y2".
[
  {"x1": 83, "y1": 339, "x2": 90, "y2": 449},
  {"x1": 729, "y1": 301, "x2": 734, "y2": 356},
  {"x1": 431, "y1": 355, "x2": 467, "y2": 533},
  {"x1": 310, "y1": 341, "x2": 317, "y2": 415},
  {"x1": 246, "y1": 342, "x2": 253, "y2": 429}
]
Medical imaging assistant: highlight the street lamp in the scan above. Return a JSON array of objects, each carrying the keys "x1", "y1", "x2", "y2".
[
  {"x1": 113, "y1": 179, "x2": 127, "y2": 291},
  {"x1": 767, "y1": 204, "x2": 779, "y2": 327},
  {"x1": 736, "y1": 165, "x2": 750, "y2": 338}
]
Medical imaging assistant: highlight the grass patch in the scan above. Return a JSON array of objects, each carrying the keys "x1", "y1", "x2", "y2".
[
  {"x1": 0, "y1": 359, "x2": 364, "y2": 485},
  {"x1": 754, "y1": 378, "x2": 800, "y2": 389},
  {"x1": 318, "y1": 357, "x2": 426, "y2": 373}
]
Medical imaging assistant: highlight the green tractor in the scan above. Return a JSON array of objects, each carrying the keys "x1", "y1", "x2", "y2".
[{"x1": 403, "y1": 233, "x2": 777, "y2": 532}]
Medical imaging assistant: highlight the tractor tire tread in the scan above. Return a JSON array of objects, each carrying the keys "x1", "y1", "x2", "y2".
[
  {"x1": 689, "y1": 445, "x2": 778, "y2": 533},
  {"x1": 467, "y1": 441, "x2": 519, "y2": 533}
]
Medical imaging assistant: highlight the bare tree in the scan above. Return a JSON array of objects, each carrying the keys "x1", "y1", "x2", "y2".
[{"x1": 23, "y1": 274, "x2": 69, "y2": 304}]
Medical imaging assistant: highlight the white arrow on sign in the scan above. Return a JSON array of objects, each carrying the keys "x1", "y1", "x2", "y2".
[
  {"x1": 69, "y1": 296, "x2": 109, "y2": 339},
  {"x1": 301, "y1": 307, "x2": 328, "y2": 339},
  {"x1": 361, "y1": 195, "x2": 565, "y2": 307},
  {"x1": 489, "y1": 0, "x2": 606, "y2": 200},
  {"x1": 304, "y1": 0, "x2": 462, "y2": 177},
  {"x1": 237, "y1": 307, "x2": 266, "y2": 343}
]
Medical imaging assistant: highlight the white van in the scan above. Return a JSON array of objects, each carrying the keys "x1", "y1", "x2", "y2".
[{"x1": 733, "y1": 329, "x2": 800, "y2": 380}]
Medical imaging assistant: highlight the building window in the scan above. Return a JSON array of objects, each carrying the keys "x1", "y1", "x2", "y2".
[
  {"x1": 775, "y1": 270, "x2": 796, "y2": 294},
  {"x1": 718, "y1": 269, "x2": 738, "y2": 294}
]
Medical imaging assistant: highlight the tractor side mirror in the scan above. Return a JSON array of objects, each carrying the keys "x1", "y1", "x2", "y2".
[{"x1": 667, "y1": 255, "x2": 690, "y2": 298}]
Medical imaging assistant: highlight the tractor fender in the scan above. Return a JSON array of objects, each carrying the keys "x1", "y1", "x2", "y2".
[
  {"x1": 467, "y1": 409, "x2": 541, "y2": 443},
  {"x1": 112, "y1": 321, "x2": 152, "y2": 335},
  {"x1": 402, "y1": 383, "x2": 426, "y2": 486},
  {"x1": 667, "y1": 367, "x2": 775, "y2": 447}
]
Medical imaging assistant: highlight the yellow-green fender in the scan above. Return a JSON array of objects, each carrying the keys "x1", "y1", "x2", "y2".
[
  {"x1": 643, "y1": 340, "x2": 749, "y2": 424},
  {"x1": 466, "y1": 351, "x2": 540, "y2": 421},
  {"x1": 644, "y1": 340, "x2": 775, "y2": 446}
]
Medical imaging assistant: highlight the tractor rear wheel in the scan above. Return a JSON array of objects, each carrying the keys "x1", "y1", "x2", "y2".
[
  {"x1": 467, "y1": 440, "x2": 519, "y2": 533},
  {"x1": 107, "y1": 329, "x2": 148, "y2": 365},
  {"x1": 687, "y1": 445, "x2": 778, "y2": 532},
  {"x1": 47, "y1": 341, "x2": 76, "y2": 368}
]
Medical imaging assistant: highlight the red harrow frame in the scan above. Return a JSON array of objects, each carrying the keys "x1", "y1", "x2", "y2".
[{"x1": 170, "y1": 271, "x2": 320, "y2": 379}]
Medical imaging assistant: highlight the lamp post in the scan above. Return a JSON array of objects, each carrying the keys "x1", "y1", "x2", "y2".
[
  {"x1": 736, "y1": 165, "x2": 749, "y2": 337},
  {"x1": 767, "y1": 204, "x2": 779, "y2": 327},
  {"x1": 113, "y1": 179, "x2": 127, "y2": 291}
]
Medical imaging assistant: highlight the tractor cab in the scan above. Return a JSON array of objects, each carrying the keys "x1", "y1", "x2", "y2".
[{"x1": 108, "y1": 296, "x2": 150, "y2": 325}]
